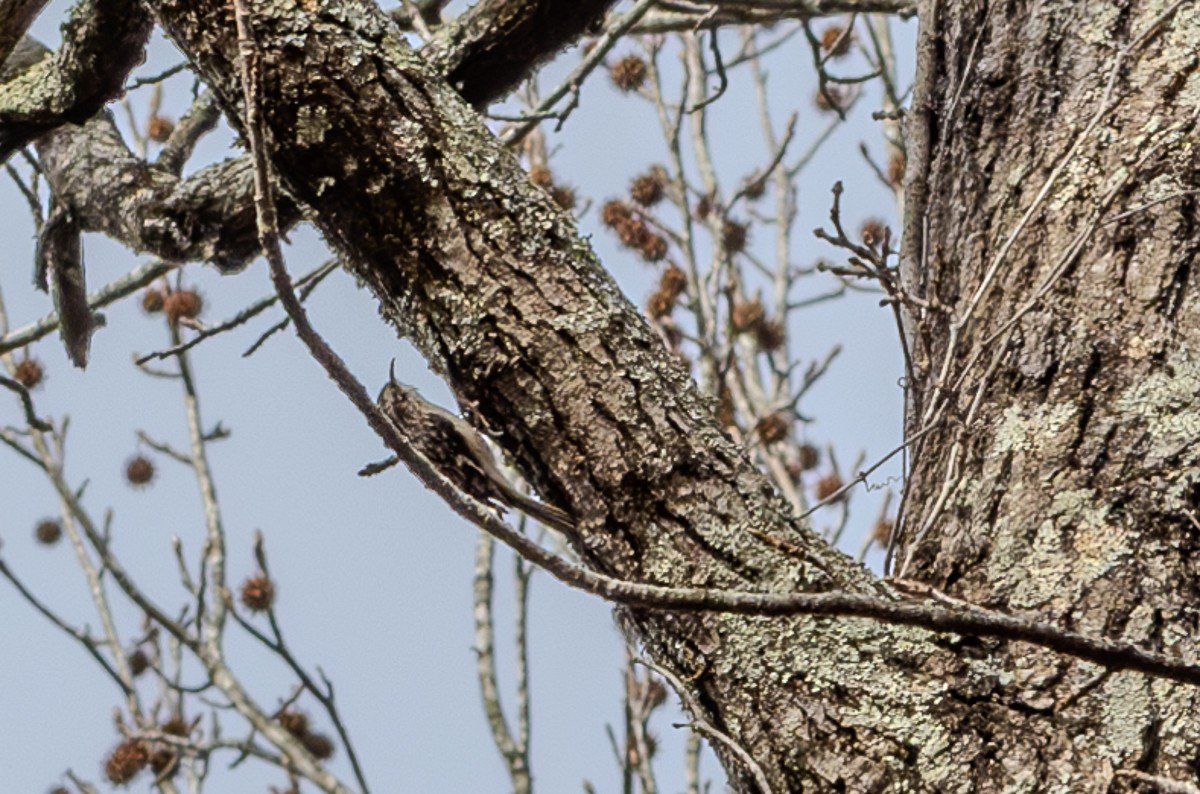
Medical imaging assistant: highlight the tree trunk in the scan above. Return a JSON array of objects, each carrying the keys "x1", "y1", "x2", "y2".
[
  {"x1": 896, "y1": 0, "x2": 1200, "y2": 788},
  {"x1": 38, "y1": 0, "x2": 1200, "y2": 789}
]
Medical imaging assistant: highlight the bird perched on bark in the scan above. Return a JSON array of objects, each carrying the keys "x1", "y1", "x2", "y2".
[{"x1": 373, "y1": 364, "x2": 574, "y2": 533}]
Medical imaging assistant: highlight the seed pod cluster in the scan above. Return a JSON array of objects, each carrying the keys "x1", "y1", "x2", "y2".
[
  {"x1": 602, "y1": 200, "x2": 669, "y2": 262},
  {"x1": 610, "y1": 55, "x2": 647, "y2": 92}
]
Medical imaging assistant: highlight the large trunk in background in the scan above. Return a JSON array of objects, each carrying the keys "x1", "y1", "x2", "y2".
[{"x1": 896, "y1": 0, "x2": 1200, "y2": 787}]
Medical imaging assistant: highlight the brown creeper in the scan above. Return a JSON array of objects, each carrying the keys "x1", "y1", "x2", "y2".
[{"x1": 375, "y1": 365, "x2": 574, "y2": 533}]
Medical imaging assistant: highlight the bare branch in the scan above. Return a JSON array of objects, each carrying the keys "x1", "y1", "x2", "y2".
[
  {"x1": 629, "y1": 0, "x2": 917, "y2": 35},
  {"x1": 473, "y1": 534, "x2": 531, "y2": 793},
  {"x1": 0, "y1": 372, "x2": 50, "y2": 429},
  {"x1": 0, "y1": 556, "x2": 131, "y2": 694},
  {"x1": 0, "y1": 261, "x2": 174, "y2": 356}
]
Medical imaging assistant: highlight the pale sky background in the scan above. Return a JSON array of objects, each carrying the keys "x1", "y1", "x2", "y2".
[{"x1": 1, "y1": 4, "x2": 914, "y2": 792}]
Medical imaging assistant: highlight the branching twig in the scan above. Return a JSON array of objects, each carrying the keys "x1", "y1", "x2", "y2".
[
  {"x1": 0, "y1": 261, "x2": 175, "y2": 355},
  {"x1": 0, "y1": 557, "x2": 131, "y2": 694},
  {"x1": 503, "y1": 0, "x2": 658, "y2": 145},
  {"x1": 0, "y1": 373, "x2": 50, "y2": 430},
  {"x1": 228, "y1": 532, "x2": 372, "y2": 793},
  {"x1": 637, "y1": 658, "x2": 774, "y2": 794},
  {"x1": 137, "y1": 259, "x2": 339, "y2": 364},
  {"x1": 473, "y1": 533, "x2": 531, "y2": 793}
]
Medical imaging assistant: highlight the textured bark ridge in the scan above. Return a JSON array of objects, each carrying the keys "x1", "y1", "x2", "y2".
[
  {"x1": 0, "y1": 0, "x2": 151, "y2": 160},
  {"x1": 80, "y1": 0, "x2": 1200, "y2": 789},
  {"x1": 897, "y1": 0, "x2": 1200, "y2": 786}
]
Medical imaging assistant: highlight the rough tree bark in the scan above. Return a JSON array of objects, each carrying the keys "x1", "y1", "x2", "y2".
[
  {"x1": 894, "y1": 0, "x2": 1200, "y2": 788},
  {"x1": 8, "y1": 0, "x2": 1199, "y2": 790}
]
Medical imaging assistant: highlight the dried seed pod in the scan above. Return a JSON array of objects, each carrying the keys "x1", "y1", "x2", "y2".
[
  {"x1": 756, "y1": 319, "x2": 786, "y2": 352},
  {"x1": 820, "y1": 26, "x2": 854, "y2": 57},
  {"x1": 755, "y1": 412, "x2": 790, "y2": 444},
  {"x1": 13, "y1": 356, "x2": 44, "y2": 389},
  {"x1": 105, "y1": 739, "x2": 149, "y2": 784},
  {"x1": 34, "y1": 519, "x2": 62, "y2": 546},
  {"x1": 141, "y1": 287, "x2": 165, "y2": 313},
  {"x1": 128, "y1": 648, "x2": 150, "y2": 677},
  {"x1": 550, "y1": 185, "x2": 576, "y2": 211},
  {"x1": 860, "y1": 219, "x2": 889, "y2": 247},
  {"x1": 162, "y1": 716, "x2": 190, "y2": 737},
  {"x1": 630, "y1": 167, "x2": 667, "y2": 207},
  {"x1": 722, "y1": 220, "x2": 748, "y2": 253},
  {"x1": 815, "y1": 472, "x2": 845, "y2": 501},
  {"x1": 602, "y1": 200, "x2": 633, "y2": 228},
  {"x1": 147, "y1": 115, "x2": 175, "y2": 143},
  {"x1": 637, "y1": 232, "x2": 669, "y2": 262},
  {"x1": 240, "y1": 573, "x2": 276, "y2": 613},
  {"x1": 741, "y1": 174, "x2": 766, "y2": 200},
  {"x1": 278, "y1": 710, "x2": 309, "y2": 738},
  {"x1": 149, "y1": 747, "x2": 179, "y2": 779},
  {"x1": 647, "y1": 290, "x2": 675, "y2": 319},
  {"x1": 163, "y1": 289, "x2": 203, "y2": 327},
  {"x1": 301, "y1": 732, "x2": 335, "y2": 761},
  {"x1": 731, "y1": 299, "x2": 765, "y2": 333},
  {"x1": 617, "y1": 218, "x2": 647, "y2": 247},
  {"x1": 125, "y1": 455, "x2": 156, "y2": 489},
  {"x1": 873, "y1": 516, "x2": 895, "y2": 546},
  {"x1": 528, "y1": 164, "x2": 553, "y2": 187},
  {"x1": 659, "y1": 266, "x2": 687, "y2": 299},
  {"x1": 610, "y1": 56, "x2": 647, "y2": 92}
]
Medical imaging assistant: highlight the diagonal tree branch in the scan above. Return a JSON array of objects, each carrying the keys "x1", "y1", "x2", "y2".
[
  {"x1": 0, "y1": 0, "x2": 49, "y2": 67},
  {"x1": 0, "y1": 0, "x2": 151, "y2": 161},
  {"x1": 135, "y1": 3, "x2": 945, "y2": 789},
  {"x1": 422, "y1": 0, "x2": 619, "y2": 109},
  {"x1": 35, "y1": 112, "x2": 300, "y2": 272}
]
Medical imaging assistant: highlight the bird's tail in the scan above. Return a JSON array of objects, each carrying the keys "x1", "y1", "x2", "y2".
[{"x1": 507, "y1": 490, "x2": 575, "y2": 535}]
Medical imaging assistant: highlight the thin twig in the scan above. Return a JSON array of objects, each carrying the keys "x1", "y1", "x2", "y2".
[
  {"x1": 0, "y1": 374, "x2": 51, "y2": 430},
  {"x1": 503, "y1": 0, "x2": 659, "y2": 146},
  {"x1": 137, "y1": 430, "x2": 194, "y2": 465},
  {"x1": 0, "y1": 557, "x2": 131, "y2": 694},
  {"x1": 127, "y1": 61, "x2": 189, "y2": 90},
  {"x1": 0, "y1": 261, "x2": 175, "y2": 355},
  {"x1": 137, "y1": 259, "x2": 339, "y2": 364},
  {"x1": 472, "y1": 533, "x2": 530, "y2": 793},
  {"x1": 637, "y1": 658, "x2": 775, "y2": 794}
]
